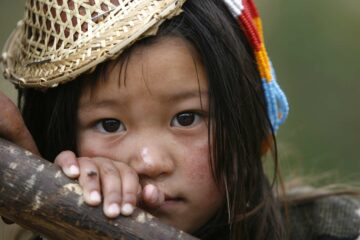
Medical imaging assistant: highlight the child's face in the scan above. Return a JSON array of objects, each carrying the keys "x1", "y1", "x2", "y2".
[{"x1": 76, "y1": 37, "x2": 224, "y2": 232}]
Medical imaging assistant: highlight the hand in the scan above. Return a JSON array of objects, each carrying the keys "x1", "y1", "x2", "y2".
[
  {"x1": 54, "y1": 151, "x2": 165, "y2": 218},
  {"x1": 0, "y1": 91, "x2": 39, "y2": 155}
]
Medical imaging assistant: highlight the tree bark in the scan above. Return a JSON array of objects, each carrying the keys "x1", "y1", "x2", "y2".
[{"x1": 0, "y1": 138, "x2": 198, "y2": 240}]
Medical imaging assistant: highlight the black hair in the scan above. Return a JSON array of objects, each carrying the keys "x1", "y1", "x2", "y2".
[{"x1": 20, "y1": 0, "x2": 285, "y2": 239}]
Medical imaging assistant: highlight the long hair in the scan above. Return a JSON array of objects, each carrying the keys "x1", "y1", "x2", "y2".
[{"x1": 20, "y1": 0, "x2": 285, "y2": 239}]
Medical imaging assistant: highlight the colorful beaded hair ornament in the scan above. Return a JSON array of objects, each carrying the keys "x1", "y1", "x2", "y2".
[
  {"x1": 224, "y1": 0, "x2": 289, "y2": 131},
  {"x1": 0, "y1": 0, "x2": 288, "y2": 131}
]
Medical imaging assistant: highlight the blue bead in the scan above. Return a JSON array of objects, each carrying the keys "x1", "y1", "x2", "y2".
[{"x1": 261, "y1": 61, "x2": 289, "y2": 132}]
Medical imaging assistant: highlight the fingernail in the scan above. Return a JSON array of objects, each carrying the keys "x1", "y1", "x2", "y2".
[
  {"x1": 121, "y1": 203, "x2": 134, "y2": 216},
  {"x1": 69, "y1": 165, "x2": 79, "y2": 176},
  {"x1": 106, "y1": 203, "x2": 120, "y2": 217},
  {"x1": 89, "y1": 191, "x2": 101, "y2": 203}
]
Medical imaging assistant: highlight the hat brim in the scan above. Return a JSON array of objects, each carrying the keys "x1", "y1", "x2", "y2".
[{"x1": 2, "y1": 0, "x2": 185, "y2": 88}]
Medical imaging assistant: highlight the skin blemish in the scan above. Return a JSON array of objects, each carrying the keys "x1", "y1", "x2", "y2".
[
  {"x1": 25, "y1": 174, "x2": 37, "y2": 190},
  {"x1": 141, "y1": 147, "x2": 152, "y2": 165},
  {"x1": 86, "y1": 170, "x2": 98, "y2": 178},
  {"x1": 36, "y1": 164, "x2": 45, "y2": 172},
  {"x1": 9, "y1": 162, "x2": 18, "y2": 169}
]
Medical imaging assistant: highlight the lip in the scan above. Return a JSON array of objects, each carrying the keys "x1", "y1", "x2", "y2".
[
  {"x1": 164, "y1": 193, "x2": 186, "y2": 203},
  {"x1": 138, "y1": 192, "x2": 185, "y2": 211},
  {"x1": 164, "y1": 194, "x2": 180, "y2": 202},
  {"x1": 159, "y1": 195, "x2": 185, "y2": 209}
]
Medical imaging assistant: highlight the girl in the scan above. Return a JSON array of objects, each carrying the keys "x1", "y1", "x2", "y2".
[{"x1": 0, "y1": 0, "x2": 359, "y2": 239}]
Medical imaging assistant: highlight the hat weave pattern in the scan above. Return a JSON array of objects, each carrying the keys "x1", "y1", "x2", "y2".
[{"x1": 1, "y1": 0, "x2": 185, "y2": 87}]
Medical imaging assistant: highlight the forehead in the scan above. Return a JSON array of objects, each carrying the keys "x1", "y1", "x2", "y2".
[{"x1": 80, "y1": 36, "x2": 208, "y2": 104}]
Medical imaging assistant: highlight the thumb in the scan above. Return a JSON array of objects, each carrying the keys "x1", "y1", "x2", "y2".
[{"x1": 141, "y1": 184, "x2": 165, "y2": 208}]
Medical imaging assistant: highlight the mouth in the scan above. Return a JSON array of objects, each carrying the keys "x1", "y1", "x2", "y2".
[
  {"x1": 137, "y1": 192, "x2": 185, "y2": 210},
  {"x1": 164, "y1": 195, "x2": 184, "y2": 203},
  {"x1": 139, "y1": 194, "x2": 186, "y2": 219},
  {"x1": 160, "y1": 195, "x2": 185, "y2": 210}
]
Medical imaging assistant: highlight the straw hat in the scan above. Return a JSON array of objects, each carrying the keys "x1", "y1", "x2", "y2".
[{"x1": 1, "y1": 0, "x2": 186, "y2": 88}]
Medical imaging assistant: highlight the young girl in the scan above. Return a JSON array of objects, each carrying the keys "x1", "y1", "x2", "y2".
[{"x1": 0, "y1": 0, "x2": 359, "y2": 239}]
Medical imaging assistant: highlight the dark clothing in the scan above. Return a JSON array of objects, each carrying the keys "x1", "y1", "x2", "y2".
[{"x1": 287, "y1": 196, "x2": 360, "y2": 240}]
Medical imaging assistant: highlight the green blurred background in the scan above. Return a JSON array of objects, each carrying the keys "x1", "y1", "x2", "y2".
[{"x1": 0, "y1": 1, "x2": 359, "y2": 182}]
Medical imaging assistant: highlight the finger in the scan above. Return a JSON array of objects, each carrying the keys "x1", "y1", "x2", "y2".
[
  {"x1": 136, "y1": 184, "x2": 142, "y2": 202},
  {"x1": 54, "y1": 151, "x2": 80, "y2": 178},
  {"x1": 113, "y1": 162, "x2": 139, "y2": 216},
  {"x1": 97, "y1": 159, "x2": 123, "y2": 218},
  {"x1": 0, "y1": 92, "x2": 39, "y2": 155},
  {"x1": 142, "y1": 184, "x2": 165, "y2": 208},
  {"x1": 78, "y1": 157, "x2": 102, "y2": 206}
]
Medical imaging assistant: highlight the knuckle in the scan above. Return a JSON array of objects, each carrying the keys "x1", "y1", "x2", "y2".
[
  {"x1": 78, "y1": 157, "x2": 91, "y2": 165},
  {"x1": 126, "y1": 169, "x2": 139, "y2": 181},
  {"x1": 115, "y1": 161, "x2": 137, "y2": 175},
  {"x1": 79, "y1": 172, "x2": 98, "y2": 187},
  {"x1": 102, "y1": 164, "x2": 118, "y2": 176},
  {"x1": 123, "y1": 188, "x2": 137, "y2": 197},
  {"x1": 104, "y1": 192, "x2": 122, "y2": 203}
]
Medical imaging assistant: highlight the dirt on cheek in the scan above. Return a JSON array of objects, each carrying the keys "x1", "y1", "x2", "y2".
[
  {"x1": 77, "y1": 137, "x2": 111, "y2": 158},
  {"x1": 184, "y1": 143, "x2": 212, "y2": 182}
]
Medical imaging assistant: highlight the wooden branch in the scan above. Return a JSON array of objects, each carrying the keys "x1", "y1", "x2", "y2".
[{"x1": 0, "y1": 138, "x2": 198, "y2": 240}]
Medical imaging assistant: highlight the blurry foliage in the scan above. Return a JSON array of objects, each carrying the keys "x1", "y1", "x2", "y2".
[
  {"x1": 0, "y1": 0, "x2": 359, "y2": 181},
  {"x1": 257, "y1": 0, "x2": 360, "y2": 182}
]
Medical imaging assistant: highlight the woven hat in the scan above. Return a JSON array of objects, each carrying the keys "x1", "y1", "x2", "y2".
[{"x1": 0, "y1": 0, "x2": 185, "y2": 88}]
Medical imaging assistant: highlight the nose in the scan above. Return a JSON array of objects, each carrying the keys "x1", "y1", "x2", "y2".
[{"x1": 126, "y1": 134, "x2": 175, "y2": 180}]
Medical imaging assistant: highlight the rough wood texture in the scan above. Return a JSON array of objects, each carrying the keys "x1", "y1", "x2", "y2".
[{"x1": 0, "y1": 138, "x2": 198, "y2": 240}]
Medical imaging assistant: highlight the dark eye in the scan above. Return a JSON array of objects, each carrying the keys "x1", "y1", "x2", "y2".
[
  {"x1": 171, "y1": 112, "x2": 201, "y2": 127},
  {"x1": 95, "y1": 119, "x2": 125, "y2": 133}
]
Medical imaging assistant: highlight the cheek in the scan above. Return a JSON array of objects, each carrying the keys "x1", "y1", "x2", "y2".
[
  {"x1": 76, "y1": 132, "x2": 110, "y2": 157},
  {"x1": 181, "y1": 139, "x2": 216, "y2": 191},
  {"x1": 78, "y1": 142, "x2": 96, "y2": 157},
  {"x1": 185, "y1": 142, "x2": 210, "y2": 181},
  {"x1": 179, "y1": 139, "x2": 224, "y2": 232}
]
